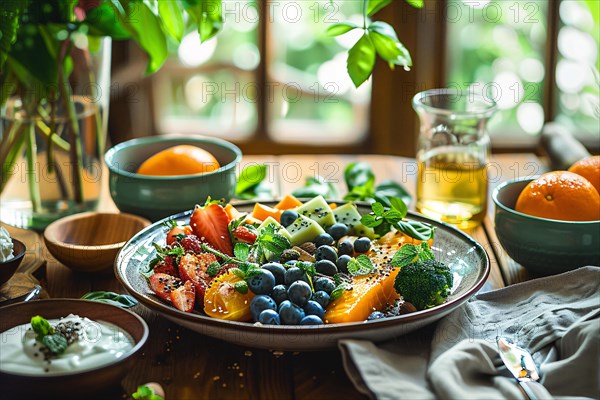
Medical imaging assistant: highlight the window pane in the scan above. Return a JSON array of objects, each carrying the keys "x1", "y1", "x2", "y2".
[
  {"x1": 267, "y1": 0, "x2": 371, "y2": 145},
  {"x1": 555, "y1": 0, "x2": 600, "y2": 140},
  {"x1": 153, "y1": 0, "x2": 259, "y2": 139},
  {"x1": 446, "y1": 0, "x2": 548, "y2": 138}
]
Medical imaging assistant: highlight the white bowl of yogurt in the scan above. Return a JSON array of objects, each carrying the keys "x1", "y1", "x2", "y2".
[{"x1": 0, "y1": 299, "x2": 149, "y2": 398}]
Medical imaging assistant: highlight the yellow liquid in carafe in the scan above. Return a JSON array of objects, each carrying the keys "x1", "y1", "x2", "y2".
[{"x1": 416, "y1": 150, "x2": 488, "y2": 229}]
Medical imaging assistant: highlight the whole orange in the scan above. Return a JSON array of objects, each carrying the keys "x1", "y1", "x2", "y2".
[
  {"x1": 137, "y1": 145, "x2": 220, "y2": 176},
  {"x1": 568, "y1": 155, "x2": 600, "y2": 194},
  {"x1": 515, "y1": 171, "x2": 600, "y2": 221}
]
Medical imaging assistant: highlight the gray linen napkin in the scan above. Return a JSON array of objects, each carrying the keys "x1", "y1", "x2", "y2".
[{"x1": 339, "y1": 266, "x2": 600, "y2": 400}]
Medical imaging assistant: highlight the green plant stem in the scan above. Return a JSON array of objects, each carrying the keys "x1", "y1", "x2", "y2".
[
  {"x1": 34, "y1": 118, "x2": 70, "y2": 151},
  {"x1": 362, "y1": 0, "x2": 368, "y2": 30},
  {"x1": 25, "y1": 123, "x2": 41, "y2": 212},
  {"x1": 58, "y1": 38, "x2": 84, "y2": 204},
  {"x1": 0, "y1": 122, "x2": 26, "y2": 192}
]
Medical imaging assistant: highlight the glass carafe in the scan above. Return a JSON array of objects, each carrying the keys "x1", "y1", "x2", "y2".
[{"x1": 413, "y1": 89, "x2": 497, "y2": 229}]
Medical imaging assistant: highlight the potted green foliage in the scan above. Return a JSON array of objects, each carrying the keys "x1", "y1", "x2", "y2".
[{"x1": 0, "y1": 0, "x2": 421, "y2": 229}]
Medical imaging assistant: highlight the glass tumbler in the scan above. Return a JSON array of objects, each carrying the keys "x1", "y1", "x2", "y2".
[{"x1": 413, "y1": 89, "x2": 497, "y2": 229}]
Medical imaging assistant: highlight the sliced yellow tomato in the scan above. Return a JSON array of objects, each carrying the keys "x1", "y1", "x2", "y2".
[{"x1": 204, "y1": 270, "x2": 255, "y2": 321}]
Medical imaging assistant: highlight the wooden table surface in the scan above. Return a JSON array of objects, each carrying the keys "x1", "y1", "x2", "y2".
[{"x1": 3, "y1": 153, "x2": 546, "y2": 399}]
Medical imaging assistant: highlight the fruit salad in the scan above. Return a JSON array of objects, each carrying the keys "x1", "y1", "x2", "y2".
[{"x1": 146, "y1": 195, "x2": 451, "y2": 325}]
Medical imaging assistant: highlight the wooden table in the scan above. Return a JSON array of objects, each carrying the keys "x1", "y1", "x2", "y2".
[{"x1": 4, "y1": 153, "x2": 545, "y2": 399}]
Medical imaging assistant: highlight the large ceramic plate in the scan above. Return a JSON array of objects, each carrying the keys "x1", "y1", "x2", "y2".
[{"x1": 115, "y1": 202, "x2": 490, "y2": 351}]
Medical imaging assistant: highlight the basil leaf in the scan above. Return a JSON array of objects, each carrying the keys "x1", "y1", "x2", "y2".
[
  {"x1": 81, "y1": 291, "x2": 139, "y2": 308},
  {"x1": 42, "y1": 334, "x2": 68, "y2": 355},
  {"x1": 326, "y1": 22, "x2": 360, "y2": 36},
  {"x1": 236, "y1": 164, "x2": 268, "y2": 199},
  {"x1": 368, "y1": 0, "x2": 393, "y2": 16},
  {"x1": 396, "y1": 220, "x2": 435, "y2": 241},
  {"x1": 347, "y1": 33, "x2": 376, "y2": 88}
]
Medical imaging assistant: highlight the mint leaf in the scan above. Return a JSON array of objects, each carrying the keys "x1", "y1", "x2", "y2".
[
  {"x1": 234, "y1": 243, "x2": 250, "y2": 261},
  {"x1": 31, "y1": 316, "x2": 54, "y2": 339},
  {"x1": 132, "y1": 384, "x2": 165, "y2": 400},
  {"x1": 360, "y1": 213, "x2": 381, "y2": 228},
  {"x1": 258, "y1": 233, "x2": 291, "y2": 258},
  {"x1": 391, "y1": 244, "x2": 419, "y2": 267},
  {"x1": 234, "y1": 280, "x2": 248, "y2": 294},
  {"x1": 206, "y1": 262, "x2": 222, "y2": 277},
  {"x1": 396, "y1": 220, "x2": 435, "y2": 241},
  {"x1": 42, "y1": 334, "x2": 68, "y2": 355},
  {"x1": 389, "y1": 196, "x2": 408, "y2": 216},
  {"x1": 372, "y1": 202, "x2": 385, "y2": 216},
  {"x1": 231, "y1": 268, "x2": 245, "y2": 279},
  {"x1": 382, "y1": 209, "x2": 403, "y2": 223},
  {"x1": 347, "y1": 254, "x2": 375, "y2": 276},
  {"x1": 297, "y1": 261, "x2": 317, "y2": 278}
]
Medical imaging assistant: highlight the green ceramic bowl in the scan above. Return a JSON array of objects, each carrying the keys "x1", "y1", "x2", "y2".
[
  {"x1": 105, "y1": 136, "x2": 242, "y2": 222},
  {"x1": 492, "y1": 177, "x2": 600, "y2": 275}
]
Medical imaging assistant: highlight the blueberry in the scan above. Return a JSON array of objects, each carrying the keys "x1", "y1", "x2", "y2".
[
  {"x1": 311, "y1": 291, "x2": 330, "y2": 309},
  {"x1": 300, "y1": 315, "x2": 323, "y2": 325},
  {"x1": 250, "y1": 295, "x2": 277, "y2": 321},
  {"x1": 328, "y1": 223, "x2": 349, "y2": 240},
  {"x1": 313, "y1": 233, "x2": 334, "y2": 247},
  {"x1": 315, "y1": 259, "x2": 337, "y2": 276},
  {"x1": 303, "y1": 300, "x2": 325, "y2": 319},
  {"x1": 284, "y1": 266, "x2": 309, "y2": 285},
  {"x1": 285, "y1": 259, "x2": 298, "y2": 266},
  {"x1": 258, "y1": 309, "x2": 280, "y2": 325},
  {"x1": 247, "y1": 269, "x2": 276, "y2": 295},
  {"x1": 313, "y1": 277, "x2": 335, "y2": 294},
  {"x1": 336, "y1": 254, "x2": 352, "y2": 274},
  {"x1": 338, "y1": 240, "x2": 354, "y2": 256},
  {"x1": 315, "y1": 245, "x2": 337, "y2": 263},
  {"x1": 287, "y1": 280, "x2": 312, "y2": 307},
  {"x1": 367, "y1": 311, "x2": 386, "y2": 321},
  {"x1": 354, "y1": 237, "x2": 371, "y2": 253},
  {"x1": 262, "y1": 262, "x2": 286, "y2": 285},
  {"x1": 280, "y1": 210, "x2": 299, "y2": 227},
  {"x1": 279, "y1": 300, "x2": 306, "y2": 325},
  {"x1": 271, "y1": 284, "x2": 289, "y2": 305}
]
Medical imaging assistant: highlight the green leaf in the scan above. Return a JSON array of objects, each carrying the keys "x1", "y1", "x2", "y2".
[
  {"x1": 347, "y1": 33, "x2": 376, "y2": 88},
  {"x1": 330, "y1": 280, "x2": 352, "y2": 301},
  {"x1": 85, "y1": 3, "x2": 131, "y2": 39},
  {"x1": 372, "y1": 202, "x2": 385, "y2": 216},
  {"x1": 234, "y1": 243, "x2": 250, "y2": 261},
  {"x1": 0, "y1": 0, "x2": 24, "y2": 71},
  {"x1": 360, "y1": 213, "x2": 381, "y2": 228},
  {"x1": 259, "y1": 233, "x2": 291, "y2": 257},
  {"x1": 235, "y1": 164, "x2": 268, "y2": 198},
  {"x1": 231, "y1": 268, "x2": 245, "y2": 279},
  {"x1": 292, "y1": 175, "x2": 339, "y2": 199},
  {"x1": 405, "y1": 0, "x2": 424, "y2": 8},
  {"x1": 382, "y1": 209, "x2": 403, "y2": 222},
  {"x1": 418, "y1": 242, "x2": 435, "y2": 260},
  {"x1": 368, "y1": 0, "x2": 393, "y2": 16},
  {"x1": 234, "y1": 280, "x2": 248, "y2": 294},
  {"x1": 326, "y1": 22, "x2": 360, "y2": 36},
  {"x1": 42, "y1": 334, "x2": 68, "y2": 355},
  {"x1": 158, "y1": 0, "x2": 185, "y2": 42},
  {"x1": 344, "y1": 162, "x2": 375, "y2": 191},
  {"x1": 368, "y1": 21, "x2": 412, "y2": 67},
  {"x1": 390, "y1": 243, "x2": 419, "y2": 267},
  {"x1": 133, "y1": 384, "x2": 164, "y2": 400},
  {"x1": 347, "y1": 254, "x2": 375, "y2": 276},
  {"x1": 115, "y1": 1, "x2": 168, "y2": 74},
  {"x1": 81, "y1": 291, "x2": 139, "y2": 308},
  {"x1": 396, "y1": 220, "x2": 435, "y2": 241},
  {"x1": 31, "y1": 315, "x2": 54, "y2": 339},
  {"x1": 383, "y1": 190, "x2": 410, "y2": 214},
  {"x1": 183, "y1": 0, "x2": 223, "y2": 42},
  {"x1": 206, "y1": 261, "x2": 222, "y2": 277}
]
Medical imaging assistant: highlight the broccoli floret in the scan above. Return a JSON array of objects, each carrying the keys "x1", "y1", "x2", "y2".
[{"x1": 393, "y1": 259, "x2": 453, "y2": 311}]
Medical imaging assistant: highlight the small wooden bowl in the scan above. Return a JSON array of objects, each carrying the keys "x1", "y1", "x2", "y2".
[
  {"x1": 0, "y1": 299, "x2": 149, "y2": 398},
  {"x1": 44, "y1": 212, "x2": 151, "y2": 273},
  {"x1": 0, "y1": 239, "x2": 26, "y2": 286}
]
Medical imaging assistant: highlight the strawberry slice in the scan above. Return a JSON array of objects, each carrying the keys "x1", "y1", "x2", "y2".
[
  {"x1": 149, "y1": 273, "x2": 182, "y2": 303},
  {"x1": 178, "y1": 253, "x2": 218, "y2": 303},
  {"x1": 232, "y1": 225, "x2": 257, "y2": 244},
  {"x1": 170, "y1": 280, "x2": 196, "y2": 312},
  {"x1": 153, "y1": 255, "x2": 179, "y2": 277},
  {"x1": 190, "y1": 203, "x2": 233, "y2": 256}
]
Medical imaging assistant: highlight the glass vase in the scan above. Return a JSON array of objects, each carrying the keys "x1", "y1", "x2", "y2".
[{"x1": 1, "y1": 39, "x2": 111, "y2": 230}]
